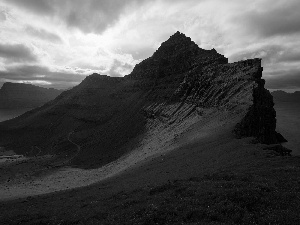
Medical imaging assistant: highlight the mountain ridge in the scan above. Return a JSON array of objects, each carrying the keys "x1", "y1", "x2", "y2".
[
  {"x1": 0, "y1": 82, "x2": 63, "y2": 109},
  {"x1": 0, "y1": 31, "x2": 284, "y2": 168},
  {"x1": 271, "y1": 90, "x2": 300, "y2": 103}
]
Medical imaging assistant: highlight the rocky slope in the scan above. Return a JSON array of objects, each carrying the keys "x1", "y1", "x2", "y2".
[
  {"x1": 0, "y1": 32, "x2": 283, "y2": 168},
  {"x1": 0, "y1": 82, "x2": 62, "y2": 109}
]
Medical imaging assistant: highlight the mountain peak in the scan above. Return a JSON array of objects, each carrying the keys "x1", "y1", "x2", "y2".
[
  {"x1": 168, "y1": 31, "x2": 190, "y2": 42},
  {"x1": 128, "y1": 32, "x2": 228, "y2": 79},
  {"x1": 153, "y1": 31, "x2": 196, "y2": 57}
]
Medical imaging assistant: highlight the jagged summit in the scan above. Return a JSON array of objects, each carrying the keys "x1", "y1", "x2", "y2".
[
  {"x1": 150, "y1": 31, "x2": 199, "y2": 61},
  {"x1": 152, "y1": 31, "x2": 220, "y2": 60},
  {"x1": 127, "y1": 31, "x2": 227, "y2": 79},
  {"x1": 154, "y1": 31, "x2": 195, "y2": 54}
]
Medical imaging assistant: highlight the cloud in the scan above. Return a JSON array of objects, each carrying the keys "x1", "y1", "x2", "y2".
[
  {"x1": 0, "y1": 64, "x2": 85, "y2": 89},
  {"x1": 25, "y1": 26, "x2": 63, "y2": 44},
  {"x1": 229, "y1": 45, "x2": 284, "y2": 65},
  {"x1": 240, "y1": 0, "x2": 300, "y2": 38},
  {"x1": 276, "y1": 50, "x2": 300, "y2": 64},
  {"x1": 4, "y1": 0, "x2": 150, "y2": 34},
  {"x1": 265, "y1": 69, "x2": 300, "y2": 90},
  {"x1": 229, "y1": 44, "x2": 300, "y2": 67},
  {"x1": 108, "y1": 60, "x2": 134, "y2": 77},
  {"x1": 0, "y1": 9, "x2": 6, "y2": 21},
  {"x1": 1, "y1": 0, "x2": 300, "y2": 91},
  {"x1": 229, "y1": 43, "x2": 300, "y2": 90},
  {"x1": 0, "y1": 43, "x2": 37, "y2": 63},
  {"x1": 4, "y1": 0, "x2": 54, "y2": 15}
]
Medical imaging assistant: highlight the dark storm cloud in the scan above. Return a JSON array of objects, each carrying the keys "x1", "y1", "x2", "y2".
[
  {"x1": 0, "y1": 64, "x2": 85, "y2": 89},
  {"x1": 241, "y1": 1, "x2": 300, "y2": 37},
  {"x1": 4, "y1": 0, "x2": 150, "y2": 34},
  {"x1": 25, "y1": 26, "x2": 63, "y2": 44},
  {"x1": 265, "y1": 69, "x2": 300, "y2": 90},
  {"x1": 0, "y1": 43, "x2": 37, "y2": 62}
]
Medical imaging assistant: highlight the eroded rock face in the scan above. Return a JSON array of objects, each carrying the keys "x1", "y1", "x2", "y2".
[
  {"x1": 126, "y1": 32, "x2": 281, "y2": 144},
  {"x1": 234, "y1": 78, "x2": 278, "y2": 144},
  {"x1": 0, "y1": 32, "x2": 283, "y2": 168}
]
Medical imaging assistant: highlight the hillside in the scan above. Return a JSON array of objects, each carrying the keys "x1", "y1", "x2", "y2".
[
  {"x1": 1, "y1": 32, "x2": 299, "y2": 225},
  {"x1": 0, "y1": 82, "x2": 62, "y2": 109},
  {"x1": 0, "y1": 32, "x2": 283, "y2": 169}
]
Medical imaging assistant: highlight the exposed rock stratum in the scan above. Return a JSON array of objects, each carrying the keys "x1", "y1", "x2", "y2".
[{"x1": 0, "y1": 32, "x2": 283, "y2": 168}]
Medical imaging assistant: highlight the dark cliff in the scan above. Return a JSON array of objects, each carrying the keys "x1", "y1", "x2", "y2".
[
  {"x1": 127, "y1": 32, "x2": 281, "y2": 144},
  {"x1": 0, "y1": 82, "x2": 63, "y2": 109},
  {"x1": 0, "y1": 32, "x2": 283, "y2": 168},
  {"x1": 233, "y1": 66, "x2": 282, "y2": 144}
]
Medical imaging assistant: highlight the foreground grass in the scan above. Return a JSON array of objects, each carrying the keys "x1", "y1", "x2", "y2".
[
  {"x1": 101, "y1": 171, "x2": 300, "y2": 224},
  {"x1": 1, "y1": 155, "x2": 300, "y2": 225}
]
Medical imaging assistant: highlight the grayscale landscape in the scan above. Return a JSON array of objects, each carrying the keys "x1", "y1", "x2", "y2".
[{"x1": 0, "y1": 0, "x2": 300, "y2": 224}]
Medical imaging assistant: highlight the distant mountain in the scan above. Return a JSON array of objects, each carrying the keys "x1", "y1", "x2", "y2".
[
  {"x1": 272, "y1": 90, "x2": 300, "y2": 103},
  {"x1": 0, "y1": 31, "x2": 283, "y2": 168},
  {"x1": 0, "y1": 82, "x2": 63, "y2": 109}
]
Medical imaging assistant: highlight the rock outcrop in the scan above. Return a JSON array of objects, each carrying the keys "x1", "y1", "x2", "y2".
[
  {"x1": 127, "y1": 32, "x2": 281, "y2": 144},
  {"x1": 0, "y1": 32, "x2": 284, "y2": 168},
  {"x1": 234, "y1": 77, "x2": 279, "y2": 144},
  {"x1": 128, "y1": 32, "x2": 227, "y2": 80},
  {"x1": 0, "y1": 82, "x2": 63, "y2": 109}
]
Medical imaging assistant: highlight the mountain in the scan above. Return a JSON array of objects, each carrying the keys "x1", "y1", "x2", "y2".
[
  {"x1": 0, "y1": 82, "x2": 63, "y2": 109},
  {"x1": 272, "y1": 90, "x2": 300, "y2": 103},
  {"x1": 0, "y1": 31, "x2": 284, "y2": 168}
]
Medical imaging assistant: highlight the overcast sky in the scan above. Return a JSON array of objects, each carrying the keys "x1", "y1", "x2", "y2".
[{"x1": 0, "y1": 0, "x2": 299, "y2": 91}]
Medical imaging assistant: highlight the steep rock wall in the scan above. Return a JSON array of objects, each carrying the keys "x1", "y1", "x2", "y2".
[{"x1": 126, "y1": 33, "x2": 281, "y2": 144}]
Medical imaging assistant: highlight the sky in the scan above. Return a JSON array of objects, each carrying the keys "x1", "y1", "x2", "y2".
[{"x1": 0, "y1": 0, "x2": 300, "y2": 91}]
